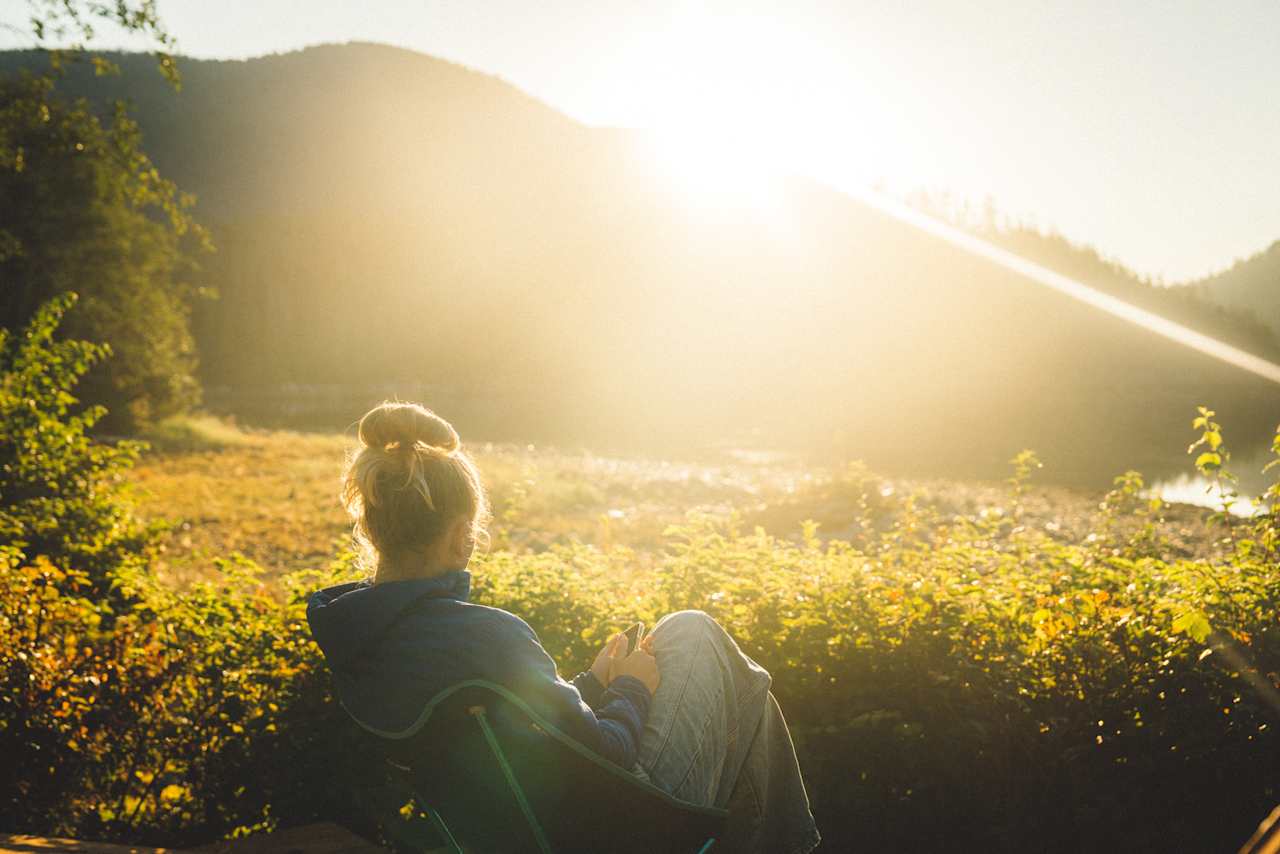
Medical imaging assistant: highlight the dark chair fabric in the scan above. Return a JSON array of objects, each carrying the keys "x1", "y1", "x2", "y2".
[{"x1": 354, "y1": 679, "x2": 729, "y2": 854}]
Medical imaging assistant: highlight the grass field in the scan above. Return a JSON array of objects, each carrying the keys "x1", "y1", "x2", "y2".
[{"x1": 128, "y1": 417, "x2": 1229, "y2": 585}]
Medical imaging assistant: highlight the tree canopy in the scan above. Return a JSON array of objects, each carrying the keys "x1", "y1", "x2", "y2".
[
  {"x1": 0, "y1": 72, "x2": 209, "y2": 427},
  {"x1": 0, "y1": 1, "x2": 208, "y2": 429}
]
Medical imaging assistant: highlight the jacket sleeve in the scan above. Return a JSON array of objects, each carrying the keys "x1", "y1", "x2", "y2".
[
  {"x1": 499, "y1": 617, "x2": 651, "y2": 769},
  {"x1": 570, "y1": 670, "x2": 605, "y2": 710}
]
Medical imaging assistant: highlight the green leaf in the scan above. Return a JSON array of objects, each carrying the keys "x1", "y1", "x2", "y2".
[
  {"x1": 1172, "y1": 611, "x2": 1212, "y2": 644},
  {"x1": 1194, "y1": 452, "x2": 1221, "y2": 470}
]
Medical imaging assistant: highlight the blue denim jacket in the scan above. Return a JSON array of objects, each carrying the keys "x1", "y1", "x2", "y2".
[{"x1": 306, "y1": 570, "x2": 652, "y2": 768}]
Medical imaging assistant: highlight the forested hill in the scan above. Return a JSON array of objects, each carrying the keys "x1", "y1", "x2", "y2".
[
  {"x1": 2, "y1": 44, "x2": 1277, "y2": 483},
  {"x1": 1188, "y1": 240, "x2": 1280, "y2": 336},
  {"x1": 915, "y1": 207, "x2": 1280, "y2": 362}
]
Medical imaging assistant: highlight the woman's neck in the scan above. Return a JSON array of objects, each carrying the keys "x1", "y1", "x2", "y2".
[{"x1": 373, "y1": 555, "x2": 460, "y2": 585}]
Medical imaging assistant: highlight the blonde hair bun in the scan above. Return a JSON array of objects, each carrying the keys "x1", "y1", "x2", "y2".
[
  {"x1": 358, "y1": 402, "x2": 460, "y2": 454},
  {"x1": 343, "y1": 401, "x2": 488, "y2": 574}
]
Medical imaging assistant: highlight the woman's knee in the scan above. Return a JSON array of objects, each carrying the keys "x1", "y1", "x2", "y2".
[{"x1": 653, "y1": 609, "x2": 721, "y2": 641}]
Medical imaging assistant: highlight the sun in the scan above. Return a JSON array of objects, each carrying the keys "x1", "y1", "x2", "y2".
[
  {"x1": 627, "y1": 8, "x2": 849, "y2": 218},
  {"x1": 644, "y1": 124, "x2": 785, "y2": 215},
  {"x1": 599, "y1": 6, "x2": 917, "y2": 221}
]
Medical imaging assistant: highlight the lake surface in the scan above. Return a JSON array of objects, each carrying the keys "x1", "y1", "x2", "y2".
[
  {"x1": 1151, "y1": 444, "x2": 1273, "y2": 516},
  {"x1": 204, "y1": 383, "x2": 1278, "y2": 501}
]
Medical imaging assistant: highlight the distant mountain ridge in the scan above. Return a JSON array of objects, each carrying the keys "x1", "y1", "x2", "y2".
[
  {"x1": 2, "y1": 43, "x2": 1277, "y2": 484},
  {"x1": 907, "y1": 196, "x2": 1280, "y2": 361},
  {"x1": 1188, "y1": 240, "x2": 1280, "y2": 336}
]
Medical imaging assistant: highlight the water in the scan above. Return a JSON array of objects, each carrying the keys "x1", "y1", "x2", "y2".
[
  {"x1": 1154, "y1": 474, "x2": 1263, "y2": 517},
  {"x1": 1151, "y1": 445, "x2": 1274, "y2": 517}
]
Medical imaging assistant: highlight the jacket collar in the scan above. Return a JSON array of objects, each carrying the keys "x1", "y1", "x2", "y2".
[
  {"x1": 368, "y1": 568, "x2": 472, "y2": 601},
  {"x1": 412, "y1": 568, "x2": 471, "y2": 602},
  {"x1": 306, "y1": 569, "x2": 472, "y2": 669}
]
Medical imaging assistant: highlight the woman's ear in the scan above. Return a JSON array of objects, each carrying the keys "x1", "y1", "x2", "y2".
[{"x1": 448, "y1": 516, "x2": 474, "y2": 564}]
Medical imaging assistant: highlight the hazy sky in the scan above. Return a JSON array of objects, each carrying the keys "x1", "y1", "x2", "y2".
[{"x1": 6, "y1": 0, "x2": 1278, "y2": 281}]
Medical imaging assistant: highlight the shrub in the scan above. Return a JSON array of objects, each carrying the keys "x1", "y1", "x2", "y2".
[
  {"x1": 0, "y1": 546, "x2": 376, "y2": 844},
  {"x1": 0, "y1": 293, "x2": 155, "y2": 594}
]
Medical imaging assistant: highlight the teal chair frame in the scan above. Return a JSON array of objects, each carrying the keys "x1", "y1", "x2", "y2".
[{"x1": 350, "y1": 679, "x2": 729, "y2": 853}]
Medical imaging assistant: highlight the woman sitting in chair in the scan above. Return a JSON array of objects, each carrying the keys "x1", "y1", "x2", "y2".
[{"x1": 307, "y1": 402, "x2": 819, "y2": 853}]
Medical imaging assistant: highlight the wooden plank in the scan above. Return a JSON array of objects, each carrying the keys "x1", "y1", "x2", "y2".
[
  {"x1": 0, "y1": 834, "x2": 170, "y2": 853},
  {"x1": 1240, "y1": 805, "x2": 1280, "y2": 854},
  {"x1": 0, "y1": 824, "x2": 390, "y2": 854},
  {"x1": 187, "y1": 823, "x2": 386, "y2": 853}
]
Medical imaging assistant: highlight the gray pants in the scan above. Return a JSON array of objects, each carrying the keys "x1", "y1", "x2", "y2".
[{"x1": 630, "y1": 611, "x2": 821, "y2": 854}]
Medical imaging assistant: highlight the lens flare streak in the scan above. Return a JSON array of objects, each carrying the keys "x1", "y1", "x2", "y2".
[{"x1": 851, "y1": 188, "x2": 1280, "y2": 387}]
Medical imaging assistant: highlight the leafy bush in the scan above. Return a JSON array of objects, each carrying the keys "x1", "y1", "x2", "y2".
[
  {"x1": 5, "y1": 484, "x2": 1280, "y2": 850},
  {"x1": 0, "y1": 293, "x2": 155, "y2": 593},
  {"x1": 0, "y1": 546, "x2": 373, "y2": 844},
  {"x1": 0, "y1": 302, "x2": 376, "y2": 843},
  {"x1": 470, "y1": 451, "x2": 1280, "y2": 851}
]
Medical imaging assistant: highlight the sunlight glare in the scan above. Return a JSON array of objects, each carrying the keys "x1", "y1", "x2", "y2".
[
  {"x1": 636, "y1": 8, "x2": 812, "y2": 217},
  {"x1": 645, "y1": 126, "x2": 784, "y2": 214},
  {"x1": 629, "y1": 6, "x2": 1280, "y2": 390}
]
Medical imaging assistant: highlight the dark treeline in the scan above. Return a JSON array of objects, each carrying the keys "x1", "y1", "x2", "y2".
[
  {"x1": 1188, "y1": 239, "x2": 1280, "y2": 337},
  {"x1": 0, "y1": 70, "x2": 208, "y2": 428},
  {"x1": 909, "y1": 192, "x2": 1280, "y2": 362},
  {"x1": 1, "y1": 44, "x2": 1277, "y2": 483}
]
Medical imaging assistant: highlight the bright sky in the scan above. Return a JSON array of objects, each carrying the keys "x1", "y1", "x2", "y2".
[{"x1": 5, "y1": 0, "x2": 1279, "y2": 282}]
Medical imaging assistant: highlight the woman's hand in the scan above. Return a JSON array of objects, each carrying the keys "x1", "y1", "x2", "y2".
[
  {"x1": 610, "y1": 645, "x2": 660, "y2": 696},
  {"x1": 590, "y1": 632, "x2": 627, "y2": 686}
]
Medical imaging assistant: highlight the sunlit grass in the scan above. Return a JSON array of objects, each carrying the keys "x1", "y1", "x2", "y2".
[
  {"x1": 136, "y1": 413, "x2": 257, "y2": 453},
  {"x1": 129, "y1": 426, "x2": 353, "y2": 582},
  {"x1": 127, "y1": 430, "x2": 1231, "y2": 585}
]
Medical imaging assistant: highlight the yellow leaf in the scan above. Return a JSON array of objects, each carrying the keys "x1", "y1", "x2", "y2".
[{"x1": 1195, "y1": 452, "x2": 1221, "y2": 470}]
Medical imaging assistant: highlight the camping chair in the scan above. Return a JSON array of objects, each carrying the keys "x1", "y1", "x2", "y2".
[{"x1": 350, "y1": 679, "x2": 729, "y2": 853}]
